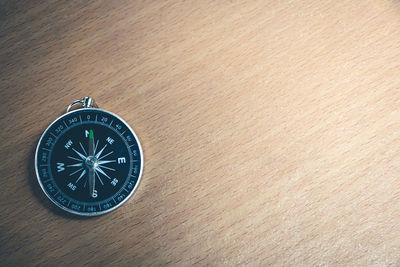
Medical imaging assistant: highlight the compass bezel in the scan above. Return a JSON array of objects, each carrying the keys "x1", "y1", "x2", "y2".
[{"x1": 34, "y1": 108, "x2": 143, "y2": 216}]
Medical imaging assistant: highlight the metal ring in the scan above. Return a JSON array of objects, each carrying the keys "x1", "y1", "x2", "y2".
[{"x1": 66, "y1": 97, "x2": 98, "y2": 113}]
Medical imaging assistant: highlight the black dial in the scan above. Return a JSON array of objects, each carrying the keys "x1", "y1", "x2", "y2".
[{"x1": 35, "y1": 108, "x2": 143, "y2": 216}]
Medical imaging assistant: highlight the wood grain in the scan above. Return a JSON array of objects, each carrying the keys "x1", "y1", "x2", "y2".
[{"x1": 1, "y1": 0, "x2": 400, "y2": 265}]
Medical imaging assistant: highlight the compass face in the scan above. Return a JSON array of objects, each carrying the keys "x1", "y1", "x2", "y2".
[{"x1": 35, "y1": 108, "x2": 143, "y2": 216}]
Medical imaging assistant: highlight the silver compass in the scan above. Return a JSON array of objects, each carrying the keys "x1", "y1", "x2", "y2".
[{"x1": 35, "y1": 97, "x2": 143, "y2": 216}]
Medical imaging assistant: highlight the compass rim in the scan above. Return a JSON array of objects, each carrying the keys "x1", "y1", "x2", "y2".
[{"x1": 35, "y1": 107, "x2": 144, "y2": 216}]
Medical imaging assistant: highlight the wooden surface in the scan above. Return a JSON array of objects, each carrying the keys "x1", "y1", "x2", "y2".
[{"x1": 1, "y1": 0, "x2": 400, "y2": 265}]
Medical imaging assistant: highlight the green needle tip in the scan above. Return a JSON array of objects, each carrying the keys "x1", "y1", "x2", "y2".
[{"x1": 89, "y1": 129, "x2": 94, "y2": 139}]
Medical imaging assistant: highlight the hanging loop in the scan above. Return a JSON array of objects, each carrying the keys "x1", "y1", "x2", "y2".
[{"x1": 66, "y1": 97, "x2": 98, "y2": 113}]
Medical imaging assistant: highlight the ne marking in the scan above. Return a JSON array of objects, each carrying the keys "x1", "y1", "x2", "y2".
[{"x1": 50, "y1": 132, "x2": 57, "y2": 138}]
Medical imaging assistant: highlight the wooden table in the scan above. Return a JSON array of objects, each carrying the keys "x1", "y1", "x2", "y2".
[{"x1": 1, "y1": 0, "x2": 400, "y2": 265}]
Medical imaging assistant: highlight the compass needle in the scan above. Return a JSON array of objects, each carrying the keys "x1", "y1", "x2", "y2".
[
  {"x1": 35, "y1": 97, "x2": 143, "y2": 216},
  {"x1": 88, "y1": 129, "x2": 96, "y2": 198}
]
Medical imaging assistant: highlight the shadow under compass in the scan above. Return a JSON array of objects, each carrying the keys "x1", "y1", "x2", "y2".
[{"x1": 28, "y1": 136, "x2": 97, "y2": 220}]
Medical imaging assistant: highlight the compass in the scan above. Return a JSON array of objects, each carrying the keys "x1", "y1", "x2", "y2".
[{"x1": 35, "y1": 97, "x2": 143, "y2": 216}]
